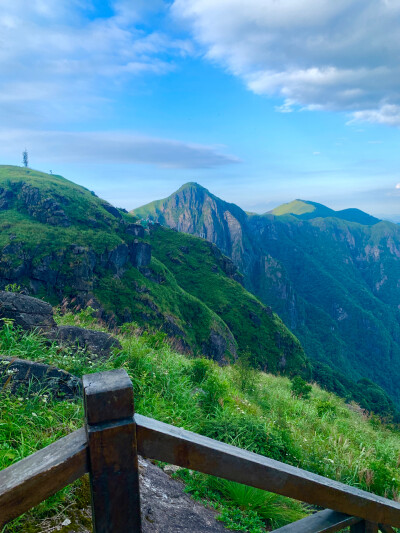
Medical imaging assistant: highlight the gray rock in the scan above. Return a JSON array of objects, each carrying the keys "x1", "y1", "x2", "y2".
[
  {"x1": 129, "y1": 240, "x2": 152, "y2": 267},
  {"x1": 0, "y1": 356, "x2": 81, "y2": 400},
  {"x1": 101, "y1": 203, "x2": 122, "y2": 219},
  {"x1": 125, "y1": 223, "x2": 145, "y2": 238},
  {"x1": 0, "y1": 291, "x2": 56, "y2": 331},
  {"x1": 48, "y1": 325, "x2": 122, "y2": 359},
  {"x1": 139, "y1": 457, "x2": 235, "y2": 533},
  {"x1": 19, "y1": 183, "x2": 71, "y2": 227},
  {"x1": 202, "y1": 329, "x2": 237, "y2": 364}
]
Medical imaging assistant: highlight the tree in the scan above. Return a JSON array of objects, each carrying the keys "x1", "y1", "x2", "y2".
[{"x1": 22, "y1": 149, "x2": 28, "y2": 168}]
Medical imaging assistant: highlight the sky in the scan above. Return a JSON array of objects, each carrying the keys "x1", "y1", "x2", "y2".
[{"x1": 1, "y1": 0, "x2": 400, "y2": 218}]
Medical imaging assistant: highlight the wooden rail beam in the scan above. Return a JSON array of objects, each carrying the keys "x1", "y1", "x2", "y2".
[
  {"x1": 270, "y1": 509, "x2": 362, "y2": 532},
  {"x1": 0, "y1": 428, "x2": 88, "y2": 528},
  {"x1": 84, "y1": 369, "x2": 141, "y2": 533},
  {"x1": 135, "y1": 413, "x2": 400, "y2": 528}
]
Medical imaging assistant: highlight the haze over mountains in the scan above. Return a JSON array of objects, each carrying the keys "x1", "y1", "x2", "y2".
[{"x1": 134, "y1": 183, "x2": 400, "y2": 404}]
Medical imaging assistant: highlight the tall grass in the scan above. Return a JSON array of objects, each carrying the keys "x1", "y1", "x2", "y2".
[{"x1": 1, "y1": 314, "x2": 400, "y2": 531}]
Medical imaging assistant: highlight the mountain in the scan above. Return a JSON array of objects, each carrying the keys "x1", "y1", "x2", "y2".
[
  {"x1": 134, "y1": 183, "x2": 400, "y2": 404},
  {"x1": 0, "y1": 166, "x2": 308, "y2": 374},
  {"x1": 269, "y1": 199, "x2": 381, "y2": 225}
]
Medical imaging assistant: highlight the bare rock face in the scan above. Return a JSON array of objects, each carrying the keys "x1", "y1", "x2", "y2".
[
  {"x1": 48, "y1": 326, "x2": 122, "y2": 359},
  {"x1": 0, "y1": 291, "x2": 56, "y2": 331},
  {"x1": 125, "y1": 223, "x2": 145, "y2": 238},
  {"x1": 139, "y1": 457, "x2": 235, "y2": 533},
  {"x1": 0, "y1": 356, "x2": 81, "y2": 399},
  {"x1": 202, "y1": 329, "x2": 237, "y2": 364},
  {"x1": 19, "y1": 183, "x2": 71, "y2": 227},
  {"x1": 129, "y1": 240, "x2": 152, "y2": 267}
]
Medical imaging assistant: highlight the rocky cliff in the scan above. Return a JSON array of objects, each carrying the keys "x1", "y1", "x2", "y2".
[{"x1": 134, "y1": 183, "x2": 400, "y2": 404}]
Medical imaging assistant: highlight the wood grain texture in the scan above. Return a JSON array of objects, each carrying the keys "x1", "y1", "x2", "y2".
[
  {"x1": 378, "y1": 525, "x2": 396, "y2": 533},
  {"x1": 270, "y1": 509, "x2": 361, "y2": 532},
  {"x1": 135, "y1": 414, "x2": 400, "y2": 528},
  {"x1": 0, "y1": 428, "x2": 88, "y2": 527},
  {"x1": 84, "y1": 370, "x2": 141, "y2": 533},
  {"x1": 83, "y1": 368, "x2": 134, "y2": 425}
]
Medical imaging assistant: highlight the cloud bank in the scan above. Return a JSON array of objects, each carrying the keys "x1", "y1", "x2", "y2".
[
  {"x1": 172, "y1": 0, "x2": 400, "y2": 125},
  {"x1": 0, "y1": 130, "x2": 240, "y2": 168},
  {"x1": 0, "y1": 0, "x2": 191, "y2": 125}
]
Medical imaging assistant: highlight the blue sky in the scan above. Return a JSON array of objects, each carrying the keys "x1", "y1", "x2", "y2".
[{"x1": 1, "y1": 0, "x2": 400, "y2": 218}]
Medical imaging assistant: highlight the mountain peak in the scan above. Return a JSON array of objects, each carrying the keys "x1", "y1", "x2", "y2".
[
  {"x1": 177, "y1": 182, "x2": 207, "y2": 193},
  {"x1": 269, "y1": 199, "x2": 380, "y2": 226}
]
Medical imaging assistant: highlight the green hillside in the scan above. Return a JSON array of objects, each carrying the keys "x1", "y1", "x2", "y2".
[
  {"x1": 0, "y1": 165, "x2": 308, "y2": 374},
  {"x1": 269, "y1": 198, "x2": 380, "y2": 225},
  {"x1": 134, "y1": 183, "x2": 400, "y2": 406},
  {"x1": 2, "y1": 317, "x2": 400, "y2": 532},
  {"x1": 148, "y1": 224, "x2": 308, "y2": 375}
]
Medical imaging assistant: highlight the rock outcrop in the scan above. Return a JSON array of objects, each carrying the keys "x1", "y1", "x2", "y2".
[
  {"x1": 0, "y1": 292, "x2": 121, "y2": 359},
  {"x1": 0, "y1": 291, "x2": 56, "y2": 331},
  {"x1": 48, "y1": 325, "x2": 121, "y2": 359},
  {"x1": 0, "y1": 356, "x2": 81, "y2": 400}
]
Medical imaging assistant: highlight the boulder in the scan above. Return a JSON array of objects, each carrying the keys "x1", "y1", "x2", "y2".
[
  {"x1": 0, "y1": 291, "x2": 56, "y2": 331},
  {"x1": 48, "y1": 325, "x2": 122, "y2": 359},
  {"x1": 0, "y1": 356, "x2": 81, "y2": 400}
]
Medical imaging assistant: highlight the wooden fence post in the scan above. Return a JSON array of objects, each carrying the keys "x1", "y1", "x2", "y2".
[{"x1": 83, "y1": 369, "x2": 141, "y2": 533}]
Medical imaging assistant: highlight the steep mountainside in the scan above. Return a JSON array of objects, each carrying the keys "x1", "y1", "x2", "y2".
[
  {"x1": 134, "y1": 183, "x2": 400, "y2": 404},
  {"x1": 0, "y1": 166, "x2": 308, "y2": 373}
]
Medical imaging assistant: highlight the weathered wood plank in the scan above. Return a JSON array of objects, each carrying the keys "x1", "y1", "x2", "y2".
[
  {"x1": 135, "y1": 414, "x2": 400, "y2": 528},
  {"x1": 84, "y1": 369, "x2": 141, "y2": 533},
  {"x1": 0, "y1": 427, "x2": 88, "y2": 527},
  {"x1": 351, "y1": 522, "x2": 367, "y2": 532},
  {"x1": 378, "y1": 524, "x2": 396, "y2": 533},
  {"x1": 270, "y1": 509, "x2": 362, "y2": 533}
]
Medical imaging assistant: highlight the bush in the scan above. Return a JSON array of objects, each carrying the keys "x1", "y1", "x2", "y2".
[{"x1": 291, "y1": 376, "x2": 312, "y2": 399}]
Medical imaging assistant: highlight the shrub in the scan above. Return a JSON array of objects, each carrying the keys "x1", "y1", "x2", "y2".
[{"x1": 291, "y1": 376, "x2": 312, "y2": 399}]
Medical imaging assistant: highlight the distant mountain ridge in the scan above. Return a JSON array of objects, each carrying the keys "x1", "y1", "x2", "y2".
[
  {"x1": 269, "y1": 199, "x2": 381, "y2": 225},
  {"x1": 134, "y1": 183, "x2": 400, "y2": 404}
]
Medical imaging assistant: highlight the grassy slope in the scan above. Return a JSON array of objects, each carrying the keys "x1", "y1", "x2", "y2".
[
  {"x1": 149, "y1": 224, "x2": 309, "y2": 375},
  {"x1": 0, "y1": 166, "x2": 124, "y2": 255},
  {"x1": 269, "y1": 198, "x2": 380, "y2": 225},
  {"x1": 0, "y1": 165, "x2": 309, "y2": 373},
  {"x1": 2, "y1": 318, "x2": 400, "y2": 532}
]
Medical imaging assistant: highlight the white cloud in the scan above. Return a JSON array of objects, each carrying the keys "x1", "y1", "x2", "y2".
[
  {"x1": 396, "y1": 183, "x2": 400, "y2": 189},
  {"x1": 0, "y1": 129, "x2": 240, "y2": 168},
  {"x1": 172, "y1": 0, "x2": 400, "y2": 125},
  {"x1": 0, "y1": 1, "x2": 191, "y2": 125},
  {"x1": 349, "y1": 105, "x2": 400, "y2": 127}
]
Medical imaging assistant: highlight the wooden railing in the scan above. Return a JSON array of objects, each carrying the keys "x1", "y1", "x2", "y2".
[{"x1": 1, "y1": 368, "x2": 400, "y2": 532}]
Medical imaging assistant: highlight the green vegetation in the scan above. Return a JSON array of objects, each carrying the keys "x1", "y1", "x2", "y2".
[
  {"x1": 269, "y1": 199, "x2": 380, "y2": 225},
  {"x1": 2, "y1": 315, "x2": 400, "y2": 532},
  {"x1": 148, "y1": 224, "x2": 309, "y2": 375},
  {"x1": 133, "y1": 181, "x2": 400, "y2": 411},
  {"x1": 0, "y1": 165, "x2": 309, "y2": 375}
]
